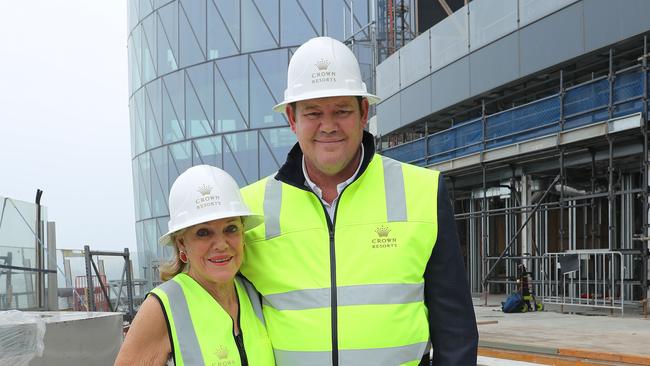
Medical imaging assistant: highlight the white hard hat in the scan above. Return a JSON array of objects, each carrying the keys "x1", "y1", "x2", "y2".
[
  {"x1": 158, "y1": 165, "x2": 263, "y2": 245},
  {"x1": 273, "y1": 36, "x2": 380, "y2": 113}
]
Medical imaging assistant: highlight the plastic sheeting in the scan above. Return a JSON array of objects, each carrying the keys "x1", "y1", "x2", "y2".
[{"x1": 0, "y1": 310, "x2": 45, "y2": 366}]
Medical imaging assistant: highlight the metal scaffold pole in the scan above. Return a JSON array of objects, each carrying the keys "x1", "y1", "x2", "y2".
[
  {"x1": 641, "y1": 35, "x2": 649, "y2": 317},
  {"x1": 559, "y1": 147, "x2": 566, "y2": 252},
  {"x1": 480, "y1": 99, "x2": 489, "y2": 304},
  {"x1": 83, "y1": 245, "x2": 96, "y2": 311},
  {"x1": 607, "y1": 49, "x2": 616, "y2": 250}
]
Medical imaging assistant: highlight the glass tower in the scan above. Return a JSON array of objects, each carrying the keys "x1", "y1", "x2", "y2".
[{"x1": 127, "y1": 0, "x2": 373, "y2": 288}]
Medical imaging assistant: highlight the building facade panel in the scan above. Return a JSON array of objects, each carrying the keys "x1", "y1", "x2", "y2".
[
  {"x1": 400, "y1": 76, "x2": 432, "y2": 127},
  {"x1": 584, "y1": 0, "x2": 650, "y2": 53},
  {"x1": 429, "y1": 58, "x2": 471, "y2": 119},
  {"x1": 469, "y1": 32, "x2": 519, "y2": 96},
  {"x1": 519, "y1": 1, "x2": 584, "y2": 77},
  {"x1": 376, "y1": 94, "x2": 401, "y2": 134}
]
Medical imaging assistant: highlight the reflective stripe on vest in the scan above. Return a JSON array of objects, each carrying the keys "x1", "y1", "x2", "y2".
[
  {"x1": 274, "y1": 342, "x2": 429, "y2": 366},
  {"x1": 263, "y1": 283, "x2": 424, "y2": 310},
  {"x1": 156, "y1": 279, "x2": 205, "y2": 365},
  {"x1": 264, "y1": 177, "x2": 283, "y2": 240},
  {"x1": 382, "y1": 156, "x2": 407, "y2": 222}
]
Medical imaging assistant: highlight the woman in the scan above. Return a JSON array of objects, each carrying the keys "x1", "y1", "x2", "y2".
[{"x1": 115, "y1": 165, "x2": 274, "y2": 366}]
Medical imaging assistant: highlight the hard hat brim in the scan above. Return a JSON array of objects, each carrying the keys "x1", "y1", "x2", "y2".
[
  {"x1": 273, "y1": 90, "x2": 381, "y2": 113},
  {"x1": 158, "y1": 212, "x2": 264, "y2": 246}
]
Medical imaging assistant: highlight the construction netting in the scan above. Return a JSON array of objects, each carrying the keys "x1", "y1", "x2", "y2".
[{"x1": 384, "y1": 68, "x2": 650, "y2": 164}]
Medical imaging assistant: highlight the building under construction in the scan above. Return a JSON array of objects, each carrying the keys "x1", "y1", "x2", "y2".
[{"x1": 376, "y1": 0, "x2": 650, "y2": 313}]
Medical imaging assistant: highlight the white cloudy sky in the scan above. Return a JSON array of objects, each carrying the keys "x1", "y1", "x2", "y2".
[{"x1": 0, "y1": 2, "x2": 136, "y2": 252}]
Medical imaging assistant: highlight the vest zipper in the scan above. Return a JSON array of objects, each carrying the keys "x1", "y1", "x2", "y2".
[{"x1": 278, "y1": 179, "x2": 355, "y2": 366}]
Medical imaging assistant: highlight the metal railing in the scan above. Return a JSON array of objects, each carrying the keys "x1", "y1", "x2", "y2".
[{"x1": 542, "y1": 250, "x2": 625, "y2": 315}]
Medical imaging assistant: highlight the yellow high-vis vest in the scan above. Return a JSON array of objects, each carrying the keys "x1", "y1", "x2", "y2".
[
  {"x1": 150, "y1": 273, "x2": 275, "y2": 366},
  {"x1": 241, "y1": 155, "x2": 440, "y2": 366}
]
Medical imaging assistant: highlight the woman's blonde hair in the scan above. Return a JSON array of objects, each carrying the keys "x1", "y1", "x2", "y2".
[{"x1": 158, "y1": 229, "x2": 188, "y2": 282}]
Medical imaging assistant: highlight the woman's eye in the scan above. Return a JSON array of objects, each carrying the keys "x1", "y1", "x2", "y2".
[
  {"x1": 196, "y1": 228, "x2": 210, "y2": 237},
  {"x1": 225, "y1": 224, "x2": 240, "y2": 233}
]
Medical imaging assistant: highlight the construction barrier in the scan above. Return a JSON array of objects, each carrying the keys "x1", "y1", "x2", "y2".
[{"x1": 542, "y1": 250, "x2": 625, "y2": 315}]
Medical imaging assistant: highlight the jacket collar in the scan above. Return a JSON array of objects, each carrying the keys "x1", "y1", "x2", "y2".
[{"x1": 275, "y1": 130, "x2": 376, "y2": 188}]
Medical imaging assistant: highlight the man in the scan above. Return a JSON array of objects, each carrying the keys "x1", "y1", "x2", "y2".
[{"x1": 241, "y1": 36, "x2": 478, "y2": 366}]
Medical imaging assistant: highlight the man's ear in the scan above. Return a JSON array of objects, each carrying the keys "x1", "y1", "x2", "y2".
[
  {"x1": 286, "y1": 104, "x2": 298, "y2": 133},
  {"x1": 360, "y1": 98, "x2": 369, "y2": 129}
]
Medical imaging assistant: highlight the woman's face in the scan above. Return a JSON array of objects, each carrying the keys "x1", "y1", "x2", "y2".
[{"x1": 177, "y1": 217, "x2": 244, "y2": 286}]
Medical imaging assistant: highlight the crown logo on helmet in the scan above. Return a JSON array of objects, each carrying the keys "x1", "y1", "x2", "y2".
[
  {"x1": 315, "y1": 58, "x2": 330, "y2": 71},
  {"x1": 375, "y1": 225, "x2": 391, "y2": 237},
  {"x1": 197, "y1": 184, "x2": 213, "y2": 196}
]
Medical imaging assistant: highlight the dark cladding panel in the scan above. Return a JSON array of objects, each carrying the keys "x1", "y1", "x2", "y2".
[
  {"x1": 520, "y1": 1, "x2": 584, "y2": 76},
  {"x1": 400, "y1": 76, "x2": 432, "y2": 127},
  {"x1": 377, "y1": 95, "x2": 402, "y2": 136},
  {"x1": 469, "y1": 32, "x2": 519, "y2": 96},
  {"x1": 430, "y1": 57, "x2": 470, "y2": 113},
  {"x1": 584, "y1": 0, "x2": 650, "y2": 52}
]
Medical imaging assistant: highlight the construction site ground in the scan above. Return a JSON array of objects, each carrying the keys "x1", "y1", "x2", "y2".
[{"x1": 474, "y1": 296, "x2": 650, "y2": 365}]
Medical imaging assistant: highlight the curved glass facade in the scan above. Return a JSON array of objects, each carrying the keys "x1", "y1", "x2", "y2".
[{"x1": 127, "y1": 0, "x2": 372, "y2": 287}]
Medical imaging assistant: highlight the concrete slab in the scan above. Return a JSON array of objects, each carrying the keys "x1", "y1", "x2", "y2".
[{"x1": 473, "y1": 299, "x2": 650, "y2": 365}]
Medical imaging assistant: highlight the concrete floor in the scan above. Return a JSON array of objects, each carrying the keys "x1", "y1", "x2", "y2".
[{"x1": 474, "y1": 296, "x2": 650, "y2": 365}]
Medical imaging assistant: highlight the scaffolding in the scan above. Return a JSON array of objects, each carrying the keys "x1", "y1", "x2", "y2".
[{"x1": 383, "y1": 35, "x2": 650, "y2": 316}]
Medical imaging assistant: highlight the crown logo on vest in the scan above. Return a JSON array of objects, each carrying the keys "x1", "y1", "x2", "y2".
[
  {"x1": 315, "y1": 58, "x2": 330, "y2": 71},
  {"x1": 375, "y1": 225, "x2": 391, "y2": 237},
  {"x1": 197, "y1": 184, "x2": 213, "y2": 196},
  {"x1": 215, "y1": 345, "x2": 228, "y2": 359}
]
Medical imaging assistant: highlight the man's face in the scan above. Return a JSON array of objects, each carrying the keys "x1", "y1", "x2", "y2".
[{"x1": 287, "y1": 96, "x2": 369, "y2": 177}]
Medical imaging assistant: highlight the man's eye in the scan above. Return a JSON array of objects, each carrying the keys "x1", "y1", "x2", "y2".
[
  {"x1": 225, "y1": 224, "x2": 240, "y2": 233},
  {"x1": 337, "y1": 110, "x2": 352, "y2": 116},
  {"x1": 305, "y1": 112, "x2": 320, "y2": 118}
]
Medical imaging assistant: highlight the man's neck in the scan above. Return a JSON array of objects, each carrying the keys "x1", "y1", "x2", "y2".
[{"x1": 305, "y1": 148, "x2": 362, "y2": 204}]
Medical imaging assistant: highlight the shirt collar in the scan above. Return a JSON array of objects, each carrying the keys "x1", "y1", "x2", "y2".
[{"x1": 302, "y1": 144, "x2": 365, "y2": 199}]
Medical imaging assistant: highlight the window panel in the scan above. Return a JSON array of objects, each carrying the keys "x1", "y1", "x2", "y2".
[
  {"x1": 186, "y1": 64, "x2": 213, "y2": 138},
  {"x1": 162, "y1": 71, "x2": 185, "y2": 143},
  {"x1": 179, "y1": 0, "x2": 206, "y2": 67},
  {"x1": 324, "y1": 1, "x2": 344, "y2": 39},
  {"x1": 280, "y1": 0, "x2": 319, "y2": 47},
  {"x1": 133, "y1": 89, "x2": 146, "y2": 155},
  {"x1": 131, "y1": 26, "x2": 144, "y2": 92},
  {"x1": 260, "y1": 127, "x2": 295, "y2": 164},
  {"x1": 138, "y1": 153, "x2": 153, "y2": 219},
  {"x1": 150, "y1": 147, "x2": 169, "y2": 216},
  {"x1": 157, "y1": 2, "x2": 178, "y2": 74},
  {"x1": 169, "y1": 141, "x2": 192, "y2": 185},
  {"x1": 253, "y1": 0, "x2": 279, "y2": 40},
  {"x1": 140, "y1": 0, "x2": 153, "y2": 17},
  {"x1": 215, "y1": 57, "x2": 249, "y2": 132},
  {"x1": 213, "y1": 0, "x2": 240, "y2": 47},
  {"x1": 241, "y1": 0, "x2": 278, "y2": 52},
  {"x1": 223, "y1": 132, "x2": 256, "y2": 186},
  {"x1": 207, "y1": 0, "x2": 239, "y2": 59},
  {"x1": 128, "y1": 0, "x2": 139, "y2": 33},
  {"x1": 195, "y1": 135, "x2": 223, "y2": 168},
  {"x1": 250, "y1": 57, "x2": 284, "y2": 128},
  {"x1": 251, "y1": 49, "x2": 288, "y2": 104}
]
